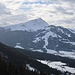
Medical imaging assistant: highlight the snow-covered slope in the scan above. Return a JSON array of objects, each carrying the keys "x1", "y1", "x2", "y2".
[
  {"x1": 37, "y1": 60, "x2": 75, "y2": 73},
  {"x1": 4, "y1": 18, "x2": 49, "y2": 31}
]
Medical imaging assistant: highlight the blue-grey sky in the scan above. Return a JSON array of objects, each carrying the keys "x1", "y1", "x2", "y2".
[{"x1": 0, "y1": 0, "x2": 75, "y2": 28}]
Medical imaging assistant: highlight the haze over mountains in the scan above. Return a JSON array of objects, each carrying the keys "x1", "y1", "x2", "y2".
[
  {"x1": 0, "y1": 18, "x2": 75, "y2": 57},
  {"x1": 0, "y1": 18, "x2": 75, "y2": 74}
]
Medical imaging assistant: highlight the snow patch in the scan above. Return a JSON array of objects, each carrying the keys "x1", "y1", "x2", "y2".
[
  {"x1": 37, "y1": 60, "x2": 75, "y2": 73},
  {"x1": 46, "y1": 49, "x2": 75, "y2": 59},
  {"x1": 26, "y1": 64, "x2": 37, "y2": 71},
  {"x1": 46, "y1": 49, "x2": 58, "y2": 54},
  {"x1": 33, "y1": 37, "x2": 41, "y2": 43},
  {"x1": 15, "y1": 43, "x2": 24, "y2": 49},
  {"x1": 32, "y1": 49, "x2": 43, "y2": 53},
  {"x1": 63, "y1": 41, "x2": 75, "y2": 45},
  {"x1": 65, "y1": 33, "x2": 71, "y2": 37},
  {"x1": 58, "y1": 51, "x2": 75, "y2": 59},
  {"x1": 68, "y1": 29, "x2": 75, "y2": 34}
]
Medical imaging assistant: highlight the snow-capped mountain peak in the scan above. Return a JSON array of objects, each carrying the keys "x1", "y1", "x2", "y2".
[{"x1": 4, "y1": 18, "x2": 49, "y2": 32}]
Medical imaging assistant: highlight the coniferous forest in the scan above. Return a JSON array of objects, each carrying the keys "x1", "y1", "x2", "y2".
[{"x1": 0, "y1": 43, "x2": 73, "y2": 75}]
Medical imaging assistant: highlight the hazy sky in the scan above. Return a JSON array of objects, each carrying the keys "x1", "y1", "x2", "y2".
[{"x1": 0, "y1": 0, "x2": 75, "y2": 28}]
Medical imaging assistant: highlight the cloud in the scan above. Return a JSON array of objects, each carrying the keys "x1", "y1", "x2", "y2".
[
  {"x1": 0, "y1": 0, "x2": 75, "y2": 28},
  {"x1": 0, "y1": 3, "x2": 10, "y2": 15},
  {"x1": 0, "y1": 14, "x2": 28, "y2": 26},
  {"x1": 55, "y1": 6, "x2": 74, "y2": 15}
]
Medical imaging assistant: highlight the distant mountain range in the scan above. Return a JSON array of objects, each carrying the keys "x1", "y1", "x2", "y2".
[
  {"x1": 0, "y1": 18, "x2": 75, "y2": 59},
  {"x1": 0, "y1": 18, "x2": 75, "y2": 74}
]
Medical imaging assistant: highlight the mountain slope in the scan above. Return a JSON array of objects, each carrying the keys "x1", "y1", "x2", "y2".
[
  {"x1": 0, "y1": 42, "x2": 66, "y2": 75},
  {"x1": 0, "y1": 42, "x2": 75, "y2": 74},
  {"x1": 4, "y1": 18, "x2": 49, "y2": 31},
  {"x1": 0, "y1": 18, "x2": 75, "y2": 59}
]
